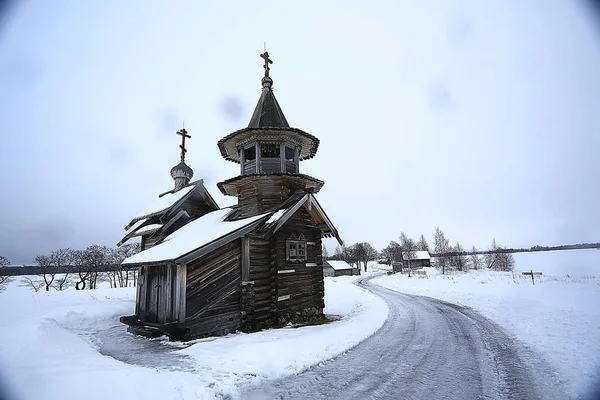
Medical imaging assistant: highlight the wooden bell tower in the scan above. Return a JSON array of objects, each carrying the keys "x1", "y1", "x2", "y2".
[{"x1": 217, "y1": 51, "x2": 324, "y2": 219}]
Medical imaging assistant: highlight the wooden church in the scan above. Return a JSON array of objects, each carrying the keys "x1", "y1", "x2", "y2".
[{"x1": 118, "y1": 51, "x2": 342, "y2": 341}]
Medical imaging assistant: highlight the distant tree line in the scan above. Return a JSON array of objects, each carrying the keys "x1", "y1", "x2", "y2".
[
  {"x1": 0, "y1": 243, "x2": 141, "y2": 293},
  {"x1": 379, "y1": 227, "x2": 516, "y2": 274}
]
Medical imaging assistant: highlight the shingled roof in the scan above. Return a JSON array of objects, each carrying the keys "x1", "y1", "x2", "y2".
[{"x1": 248, "y1": 79, "x2": 289, "y2": 128}]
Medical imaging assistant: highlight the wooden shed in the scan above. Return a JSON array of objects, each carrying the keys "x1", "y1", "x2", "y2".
[
  {"x1": 402, "y1": 251, "x2": 431, "y2": 270},
  {"x1": 323, "y1": 260, "x2": 354, "y2": 277},
  {"x1": 118, "y1": 51, "x2": 343, "y2": 341}
]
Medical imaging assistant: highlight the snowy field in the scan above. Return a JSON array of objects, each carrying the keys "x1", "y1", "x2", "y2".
[
  {"x1": 372, "y1": 251, "x2": 600, "y2": 398},
  {"x1": 0, "y1": 273, "x2": 387, "y2": 400}
]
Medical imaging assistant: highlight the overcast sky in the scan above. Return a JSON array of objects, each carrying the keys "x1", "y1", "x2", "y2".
[{"x1": 1, "y1": 1, "x2": 599, "y2": 265}]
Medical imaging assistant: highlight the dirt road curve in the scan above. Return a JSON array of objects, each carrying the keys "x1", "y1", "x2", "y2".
[{"x1": 244, "y1": 275, "x2": 565, "y2": 400}]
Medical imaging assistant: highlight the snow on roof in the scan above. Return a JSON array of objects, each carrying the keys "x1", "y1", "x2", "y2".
[
  {"x1": 122, "y1": 208, "x2": 269, "y2": 265},
  {"x1": 265, "y1": 209, "x2": 286, "y2": 224},
  {"x1": 134, "y1": 224, "x2": 162, "y2": 235},
  {"x1": 326, "y1": 260, "x2": 353, "y2": 270},
  {"x1": 127, "y1": 218, "x2": 147, "y2": 232},
  {"x1": 132, "y1": 185, "x2": 195, "y2": 223},
  {"x1": 402, "y1": 251, "x2": 431, "y2": 260}
]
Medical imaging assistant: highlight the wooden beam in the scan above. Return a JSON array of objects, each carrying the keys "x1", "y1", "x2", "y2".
[
  {"x1": 176, "y1": 264, "x2": 187, "y2": 323},
  {"x1": 242, "y1": 236, "x2": 250, "y2": 282}
]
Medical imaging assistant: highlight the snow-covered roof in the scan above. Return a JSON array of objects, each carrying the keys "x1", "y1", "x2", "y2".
[
  {"x1": 122, "y1": 208, "x2": 269, "y2": 265},
  {"x1": 131, "y1": 185, "x2": 195, "y2": 223},
  {"x1": 402, "y1": 251, "x2": 431, "y2": 260},
  {"x1": 265, "y1": 209, "x2": 286, "y2": 224},
  {"x1": 325, "y1": 260, "x2": 353, "y2": 270},
  {"x1": 134, "y1": 224, "x2": 162, "y2": 235}
]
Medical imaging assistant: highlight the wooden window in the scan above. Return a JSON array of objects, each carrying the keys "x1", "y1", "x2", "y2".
[{"x1": 287, "y1": 239, "x2": 307, "y2": 262}]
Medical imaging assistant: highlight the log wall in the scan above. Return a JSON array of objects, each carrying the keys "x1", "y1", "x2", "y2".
[
  {"x1": 182, "y1": 240, "x2": 242, "y2": 339},
  {"x1": 273, "y1": 206, "x2": 324, "y2": 325}
]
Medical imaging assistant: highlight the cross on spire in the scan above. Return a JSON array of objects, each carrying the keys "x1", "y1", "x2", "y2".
[
  {"x1": 260, "y1": 50, "x2": 273, "y2": 78},
  {"x1": 176, "y1": 127, "x2": 191, "y2": 162}
]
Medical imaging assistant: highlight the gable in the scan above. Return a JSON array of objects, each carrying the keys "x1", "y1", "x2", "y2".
[
  {"x1": 263, "y1": 193, "x2": 342, "y2": 245},
  {"x1": 118, "y1": 180, "x2": 220, "y2": 248}
]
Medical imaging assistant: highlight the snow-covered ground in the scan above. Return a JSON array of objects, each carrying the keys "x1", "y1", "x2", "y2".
[
  {"x1": 0, "y1": 273, "x2": 387, "y2": 400},
  {"x1": 372, "y1": 256, "x2": 600, "y2": 398}
]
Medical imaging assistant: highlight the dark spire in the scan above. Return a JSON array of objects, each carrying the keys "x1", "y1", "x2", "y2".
[
  {"x1": 170, "y1": 126, "x2": 194, "y2": 192},
  {"x1": 248, "y1": 50, "x2": 290, "y2": 128}
]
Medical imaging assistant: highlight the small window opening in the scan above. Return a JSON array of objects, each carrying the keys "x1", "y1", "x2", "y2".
[
  {"x1": 285, "y1": 146, "x2": 295, "y2": 162},
  {"x1": 244, "y1": 145, "x2": 256, "y2": 161},
  {"x1": 287, "y1": 239, "x2": 307, "y2": 261},
  {"x1": 261, "y1": 142, "x2": 280, "y2": 158}
]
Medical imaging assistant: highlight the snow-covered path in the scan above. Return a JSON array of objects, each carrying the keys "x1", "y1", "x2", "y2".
[{"x1": 245, "y1": 275, "x2": 565, "y2": 400}]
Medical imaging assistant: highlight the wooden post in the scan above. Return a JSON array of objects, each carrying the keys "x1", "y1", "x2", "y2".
[
  {"x1": 522, "y1": 270, "x2": 542, "y2": 286},
  {"x1": 242, "y1": 236, "x2": 250, "y2": 282}
]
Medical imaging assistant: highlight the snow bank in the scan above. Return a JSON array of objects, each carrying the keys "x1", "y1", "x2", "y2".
[
  {"x1": 0, "y1": 274, "x2": 387, "y2": 400},
  {"x1": 372, "y1": 267, "x2": 600, "y2": 397}
]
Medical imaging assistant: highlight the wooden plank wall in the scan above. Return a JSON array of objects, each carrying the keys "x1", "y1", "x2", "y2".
[
  {"x1": 182, "y1": 240, "x2": 242, "y2": 339},
  {"x1": 273, "y1": 206, "x2": 324, "y2": 325},
  {"x1": 136, "y1": 263, "x2": 178, "y2": 324},
  {"x1": 248, "y1": 236, "x2": 277, "y2": 330}
]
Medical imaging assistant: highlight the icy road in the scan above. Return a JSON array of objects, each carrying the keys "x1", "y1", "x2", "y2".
[{"x1": 245, "y1": 275, "x2": 565, "y2": 400}]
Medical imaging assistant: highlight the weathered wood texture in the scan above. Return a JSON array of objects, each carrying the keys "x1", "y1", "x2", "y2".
[
  {"x1": 404, "y1": 259, "x2": 431, "y2": 269},
  {"x1": 136, "y1": 263, "x2": 182, "y2": 324},
  {"x1": 273, "y1": 206, "x2": 324, "y2": 325},
  {"x1": 182, "y1": 240, "x2": 242, "y2": 339},
  {"x1": 219, "y1": 175, "x2": 323, "y2": 219},
  {"x1": 248, "y1": 236, "x2": 278, "y2": 330}
]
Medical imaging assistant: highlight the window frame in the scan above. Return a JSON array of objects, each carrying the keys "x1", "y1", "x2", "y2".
[{"x1": 286, "y1": 239, "x2": 307, "y2": 262}]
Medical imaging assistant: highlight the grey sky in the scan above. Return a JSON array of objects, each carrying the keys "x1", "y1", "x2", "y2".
[{"x1": 1, "y1": 1, "x2": 599, "y2": 265}]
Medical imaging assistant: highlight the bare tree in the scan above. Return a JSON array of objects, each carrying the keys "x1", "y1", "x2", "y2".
[
  {"x1": 333, "y1": 244, "x2": 343, "y2": 260},
  {"x1": 118, "y1": 242, "x2": 140, "y2": 287},
  {"x1": 73, "y1": 250, "x2": 89, "y2": 290},
  {"x1": 81, "y1": 245, "x2": 110, "y2": 290},
  {"x1": 20, "y1": 276, "x2": 45, "y2": 292},
  {"x1": 53, "y1": 248, "x2": 76, "y2": 291},
  {"x1": 352, "y1": 242, "x2": 378, "y2": 272},
  {"x1": 469, "y1": 246, "x2": 482, "y2": 270},
  {"x1": 416, "y1": 234, "x2": 430, "y2": 252},
  {"x1": 0, "y1": 255, "x2": 12, "y2": 292},
  {"x1": 451, "y1": 242, "x2": 468, "y2": 271},
  {"x1": 381, "y1": 241, "x2": 403, "y2": 264},
  {"x1": 400, "y1": 232, "x2": 417, "y2": 269},
  {"x1": 343, "y1": 244, "x2": 358, "y2": 269},
  {"x1": 433, "y1": 227, "x2": 451, "y2": 274},
  {"x1": 35, "y1": 255, "x2": 57, "y2": 292},
  {"x1": 322, "y1": 244, "x2": 329, "y2": 260},
  {"x1": 496, "y1": 251, "x2": 516, "y2": 272},
  {"x1": 485, "y1": 239, "x2": 500, "y2": 270}
]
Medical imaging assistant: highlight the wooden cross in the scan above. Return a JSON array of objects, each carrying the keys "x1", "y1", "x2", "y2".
[
  {"x1": 260, "y1": 51, "x2": 273, "y2": 77},
  {"x1": 522, "y1": 270, "x2": 542, "y2": 285},
  {"x1": 176, "y1": 127, "x2": 191, "y2": 162}
]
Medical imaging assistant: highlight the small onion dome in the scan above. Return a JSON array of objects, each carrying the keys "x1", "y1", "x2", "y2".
[{"x1": 170, "y1": 161, "x2": 194, "y2": 180}]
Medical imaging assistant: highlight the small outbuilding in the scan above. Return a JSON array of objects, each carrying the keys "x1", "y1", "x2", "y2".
[
  {"x1": 323, "y1": 260, "x2": 354, "y2": 277},
  {"x1": 402, "y1": 251, "x2": 431, "y2": 269}
]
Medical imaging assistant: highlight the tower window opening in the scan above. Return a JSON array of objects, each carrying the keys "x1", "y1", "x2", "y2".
[
  {"x1": 244, "y1": 145, "x2": 256, "y2": 161},
  {"x1": 260, "y1": 143, "x2": 280, "y2": 158},
  {"x1": 285, "y1": 146, "x2": 294, "y2": 162}
]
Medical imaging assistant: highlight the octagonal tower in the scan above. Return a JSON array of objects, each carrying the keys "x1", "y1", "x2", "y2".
[{"x1": 217, "y1": 51, "x2": 324, "y2": 219}]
